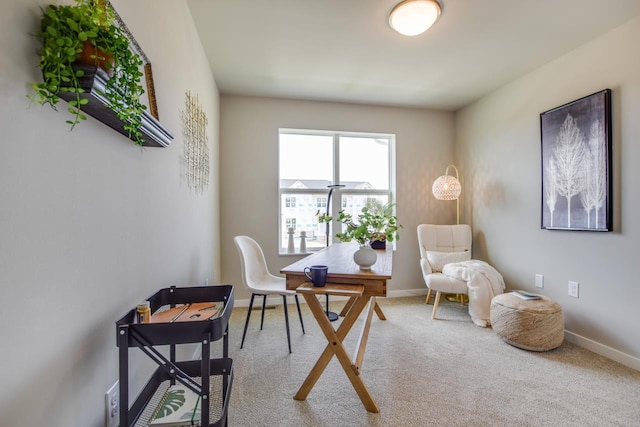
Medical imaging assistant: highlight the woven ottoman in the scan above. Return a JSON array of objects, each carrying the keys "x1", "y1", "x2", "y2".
[{"x1": 490, "y1": 293, "x2": 564, "y2": 351}]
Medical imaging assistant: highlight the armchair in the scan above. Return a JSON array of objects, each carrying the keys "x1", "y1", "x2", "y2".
[{"x1": 417, "y1": 224, "x2": 472, "y2": 319}]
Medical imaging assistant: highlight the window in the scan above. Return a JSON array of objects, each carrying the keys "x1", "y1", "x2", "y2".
[
  {"x1": 278, "y1": 129, "x2": 396, "y2": 252},
  {"x1": 316, "y1": 197, "x2": 327, "y2": 208},
  {"x1": 285, "y1": 218, "x2": 297, "y2": 229},
  {"x1": 285, "y1": 196, "x2": 296, "y2": 208}
]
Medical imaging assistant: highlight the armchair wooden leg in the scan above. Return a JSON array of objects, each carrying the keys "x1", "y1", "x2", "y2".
[
  {"x1": 431, "y1": 291, "x2": 442, "y2": 320},
  {"x1": 425, "y1": 288, "x2": 432, "y2": 304}
]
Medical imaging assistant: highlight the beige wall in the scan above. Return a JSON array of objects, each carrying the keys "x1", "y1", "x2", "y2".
[
  {"x1": 0, "y1": 1, "x2": 220, "y2": 425},
  {"x1": 457, "y1": 16, "x2": 640, "y2": 369},
  {"x1": 219, "y1": 96, "x2": 455, "y2": 301}
]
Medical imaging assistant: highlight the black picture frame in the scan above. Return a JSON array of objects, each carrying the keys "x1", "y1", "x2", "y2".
[{"x1": 540, "y1": 89, "x2": 612, "y2": 231}]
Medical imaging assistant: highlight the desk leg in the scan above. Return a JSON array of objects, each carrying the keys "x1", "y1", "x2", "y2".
[
  {"x1": 373, "y1": 301, "x2": 387, "y2": 320},
  {"x1": 339, "y1": 296, "x2": 357, "y2": 317},
  {"x1": 295, "y1": 294, "x2": 380, "y2": 413},
  {"x1": 340, "y1": 296, "x2": 387, "y2": 321}
]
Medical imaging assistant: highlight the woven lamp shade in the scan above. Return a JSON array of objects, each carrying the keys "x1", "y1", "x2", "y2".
[{"x1": 432, "y1": 175, "x2": 461, "y2": 200}]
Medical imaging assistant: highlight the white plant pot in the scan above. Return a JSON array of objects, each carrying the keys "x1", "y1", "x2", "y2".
[{"x1": 353, "y1": 245, "x2": 377, "y2": 270}]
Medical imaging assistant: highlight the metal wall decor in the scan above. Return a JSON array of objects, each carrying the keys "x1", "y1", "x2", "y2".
[
  {"x1": 540, "y1": 89, "x2": 612, "y2": 231},
  {"x1": 181, "y1": 91, "x2": 210, "y2": 194}
]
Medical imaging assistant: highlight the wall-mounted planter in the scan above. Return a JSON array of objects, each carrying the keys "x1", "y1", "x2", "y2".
[{"x1": 56, "y1": 64, "x2": 173, "y2": 147}]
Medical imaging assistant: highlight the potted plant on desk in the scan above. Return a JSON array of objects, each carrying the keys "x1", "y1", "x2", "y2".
[{"x1": 318, "y1": 201, "x2": 402, "y2": 269}]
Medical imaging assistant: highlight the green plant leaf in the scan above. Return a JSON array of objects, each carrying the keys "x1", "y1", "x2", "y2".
[{"x1": 29, "y1": 0, "x2": 148, "y2": 142}]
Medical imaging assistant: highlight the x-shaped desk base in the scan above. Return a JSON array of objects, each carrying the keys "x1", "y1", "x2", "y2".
[{"x1": 294, "y1": 283, "x2": 384, "y2": 413}]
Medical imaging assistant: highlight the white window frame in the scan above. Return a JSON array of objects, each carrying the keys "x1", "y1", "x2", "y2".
[{"x1": 278, "y1": 128, "x2": 396, "y2": 253}]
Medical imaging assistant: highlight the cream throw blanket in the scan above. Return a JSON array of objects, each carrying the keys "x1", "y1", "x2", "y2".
[{"x1": 442, "y1": 260, "x2": 505, "y2": 327}]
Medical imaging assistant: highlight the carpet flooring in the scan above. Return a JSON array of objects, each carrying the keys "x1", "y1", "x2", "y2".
[{"x1": 216, "y1": 295, "x2": 640, "y2": 427}]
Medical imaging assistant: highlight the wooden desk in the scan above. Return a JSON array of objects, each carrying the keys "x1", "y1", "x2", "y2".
[{"x1": 280, "y1": 243, "x2": 393, "y2": 413}]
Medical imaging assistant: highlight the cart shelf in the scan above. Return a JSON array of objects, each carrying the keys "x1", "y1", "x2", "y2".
[{"x1": 116, "y1": 285, "x2": 234, "y2": 427}]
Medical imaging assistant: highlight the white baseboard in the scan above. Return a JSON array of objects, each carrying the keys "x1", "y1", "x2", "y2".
[{"x1": 563, "y1": 330, "x2": 640, "y2": 372}]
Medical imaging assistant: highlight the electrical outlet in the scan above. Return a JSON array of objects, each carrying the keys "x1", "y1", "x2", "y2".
[
  {"x1": 105, "y1": 381, "x2": 119, "y2": 427},
  {"x1": 568, "y1": 281, "x2": 579, "y2": 298},
  {"x1": 535, "y1": 274, "x2": 544, "y2": 289}
]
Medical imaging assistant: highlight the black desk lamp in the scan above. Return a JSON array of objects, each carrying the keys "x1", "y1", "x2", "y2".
[{"x1": 324, "y1": 184, "x2": 345, "y2": 321}]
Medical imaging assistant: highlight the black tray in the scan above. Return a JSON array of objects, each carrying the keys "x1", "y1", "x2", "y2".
[{"x1": 116, "y1": 285, "x2": 234, "y2": 345}]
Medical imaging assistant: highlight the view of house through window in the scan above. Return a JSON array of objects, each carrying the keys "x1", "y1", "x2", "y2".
[{"x1": 279, "y1": 129, "x2": 395, "y2": 252}]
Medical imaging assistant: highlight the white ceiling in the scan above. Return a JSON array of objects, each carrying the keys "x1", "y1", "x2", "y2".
[{"x1": 186, "y1": 0, "x2": 640, "y2": 111}]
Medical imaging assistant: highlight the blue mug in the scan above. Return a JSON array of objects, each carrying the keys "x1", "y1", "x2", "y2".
[{"x1": 304, "y1": 265, "x2": 328, "y2": 287}]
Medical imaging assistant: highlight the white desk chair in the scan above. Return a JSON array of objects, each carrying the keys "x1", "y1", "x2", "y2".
[{"x1": 234, "y1": 235, "x2": 305, "y2": 353}]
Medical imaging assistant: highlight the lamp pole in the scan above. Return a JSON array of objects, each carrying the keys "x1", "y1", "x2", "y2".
[
  {"x1": 326, "y1": 184, "x2": 345, "y2": 246},
  {"x1": 324, "y1": 184, "x2": 344, "y2": 322}
]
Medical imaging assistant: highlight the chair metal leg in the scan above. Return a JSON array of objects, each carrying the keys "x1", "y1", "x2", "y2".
[
  {"x1": 260, "y1": 294, "x2": 267, "y2": 330},
  {"x1": 283, "y1": 295, "x2": 292, "y2": 353},
  {"x1": 241, "y1": 293, "x2": 256, "y2": 349},
  {"x1": 294, "y1": 294, "x2": 305, "y2": 334}
]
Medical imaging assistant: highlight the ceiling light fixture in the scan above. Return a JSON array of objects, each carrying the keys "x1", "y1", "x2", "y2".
[{"x1": 389, "y1": 0, "x2": 441, "y2": 36}]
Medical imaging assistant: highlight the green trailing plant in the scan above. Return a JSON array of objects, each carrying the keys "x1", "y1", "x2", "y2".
[
  {"x1": 28, "y1": 0, "x2": 147, "y2": 145},
  {"x1": 318, "y1": 201, "x2": 403, "y2": 246}
]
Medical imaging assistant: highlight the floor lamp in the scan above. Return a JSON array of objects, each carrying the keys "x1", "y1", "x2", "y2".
[
  {"x1": 432, "y1": 164, "x2": 462, "y2": 224},
  {"x1": 432, "y1": 165, "x2": 466, "y2": 303},
  {"x1": 324, "y1": 184, "x2": 345, "y2": 322}
]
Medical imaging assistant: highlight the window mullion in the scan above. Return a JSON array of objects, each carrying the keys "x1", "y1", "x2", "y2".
[{"x1": 332, "y1": 134, "x2": 342, "y2": 242}]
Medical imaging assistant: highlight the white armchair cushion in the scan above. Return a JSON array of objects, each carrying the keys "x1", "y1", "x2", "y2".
[{"x1": 426, "y1": 250, "x2": 471, "y2": 272}]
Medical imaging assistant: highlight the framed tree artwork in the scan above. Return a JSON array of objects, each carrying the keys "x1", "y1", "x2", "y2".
[{"x1": 540, "y1": 89, "x2": 612, "y2": 231}]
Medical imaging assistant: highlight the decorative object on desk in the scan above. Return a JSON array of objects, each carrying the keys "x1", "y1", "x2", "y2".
[
  {"x1": 370, "y1": 239, "x2": 386, "y2": 250},
  {"x1": 432, "y1": 164, "x2": 462, "y2": 224},
  {"x1": 148, "y1": 384, "x2": 201, "y2": 426},
  {"x1": 181, "y1": 90, "x2": 210, "y2": 194},
  {"x1": 28, "y1": 0, "x2": 149, "y2": 145},
  {"x1": 321, "y1": 200, "x2": 403, "y2": 248},
  {"x1": 540, "y1": 89, "x2": 612, "y2": 231},
  {"x1": 353, "y1": 245, "x2": 378, "y2": 270},
  {"x1": 321, "y1": 200, "x2": 402, "y2": 270},
  {"x1": 304, "y1": 265, "x2": 328, "y2": 287},
  {"x1": 299, "y1": 230, "x2": 307, "y2": 253},
  {"x1": 287, "y1": 227, "x2": 295, "y2": 253}
]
